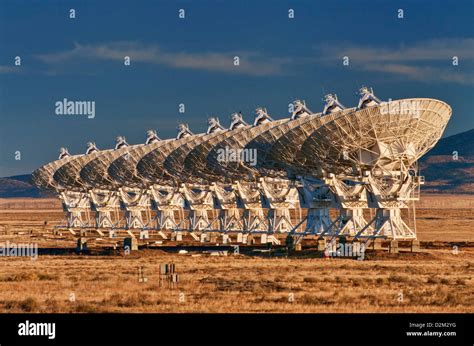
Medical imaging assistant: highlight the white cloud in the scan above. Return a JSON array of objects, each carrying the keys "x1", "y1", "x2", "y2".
[
  {"x1": 319, "y1": 38, "x2": 474, "y2": 62},
  {"x1": 28, "y1": 38, "x2": 474, "y2": 84},
  {"x1": 361, "y1": 63, "x2": 472, "y2": 85},
  {"x1": 35, "y1": 42, "x2": 288, "y2": 76},
  {"x1": 315, "y1": 38, "x2": 474, "y2": 85},
  {"x1": 0, "y1": 66, "x2": 20, "y2": 74}
]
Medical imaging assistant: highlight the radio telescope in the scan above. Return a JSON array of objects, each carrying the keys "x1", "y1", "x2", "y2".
[
  {"x1": 182, "y1": 112, "x2": 250, "y2": 184},
  {"x1": 163, "y1": 117, "x2": 226, "y2": 184},
  {"x1": 31, "y1": 87, "x2": 451, "y2": 247},
  {"x1": 199, "y1": 109, "x2": 298, "y2": 234},
  {"x1": 205, "y1": 113, "x2": 284, "y2": 183},
  {"x1": 31, "y1": 147, "x2": 76, "y2": 192},
  {"x1": 264, "y1": 101, "x2": 356, "y2": 178},
  {"x1": 137, "y1": 123, "x2": 200, "y2": 185},
  {"x1": 295, "y1": 90, "x2": 452, "y2": 239},
  {"x1": 299, "y1": 97, "x2": 452, "y2": 175},
  {"x1": 53, "y1": 142, "x2": 108, "y2": 191},
  {"x1": 107, "y1": 131, "x2": 172, "y2": 188}
]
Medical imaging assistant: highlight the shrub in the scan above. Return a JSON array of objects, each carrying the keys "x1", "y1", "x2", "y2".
[{"x1": 19, "y1": 297, "x2": 39, "y2": 312}]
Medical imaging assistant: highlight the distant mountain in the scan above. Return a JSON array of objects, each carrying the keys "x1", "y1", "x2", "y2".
[
  {"x1": 0, "y1": 129, "x2": 472, "y2": 197},
  {"x1": 0, "y1": 174, "x2": 54, "y2": 198},
  {"x1": 422, "y1": 129, "x2": 474, "y2": 157},
  {"x1": 420, "y1": 129, "x2": 474, "y2": 194}
]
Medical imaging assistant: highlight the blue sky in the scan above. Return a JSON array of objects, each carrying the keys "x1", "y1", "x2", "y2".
[{"x1": 0, "y1": 0, "x2": 473, "y2": 176}]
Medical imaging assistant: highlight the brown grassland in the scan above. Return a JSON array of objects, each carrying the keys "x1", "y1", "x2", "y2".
[{"x1": 0, "y1": 194, "x2": 472, "y2": 313}]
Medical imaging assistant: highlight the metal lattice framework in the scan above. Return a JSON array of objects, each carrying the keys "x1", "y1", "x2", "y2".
[{"x1": 31, "y1": 87, "x2": 452, "y2": 246}]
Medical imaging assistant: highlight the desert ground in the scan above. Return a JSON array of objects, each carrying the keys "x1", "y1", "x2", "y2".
[{"x1": 0, "y1": 194, "x2": 472, "y2": 313}]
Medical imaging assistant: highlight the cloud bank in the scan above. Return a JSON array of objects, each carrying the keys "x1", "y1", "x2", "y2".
[
  {"x1": 35, "y1": 42, "x2": 288, "y2": 76},
  {"x1": 315, "y1": 38, "x2": 474, "y2": 85}
]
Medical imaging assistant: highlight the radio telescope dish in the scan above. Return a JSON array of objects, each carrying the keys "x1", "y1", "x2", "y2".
[
  {"x1": 298, "y1": 98, "x2": 452, "y2": 175},
  {"x1": 263, "y1": 104, "x2": 356, "y2": 178},
  {"x1": 205, "y1": 117, "x2": 287, "y2": 183},
  {"x1": 163, "y1": 117, "x2": 226, "y2": 184},
  {"x1": 242, "y1": 106, "x2": 321, "y2": 177},
  {"x1": 137, "y1": 123, "x2": 205, "y2": 185},
  {"x1": 31, "y1": 149, "x2": 77, "y2": 192},
  {"x1": 53, "y1": 143, "x2": 112, "y2": 191},
  {"x1": 183, "y1": 113, "x2": 250, "y2": 184},
  {"x1": 108, "y1": 138, "x2": 173, "y2": 188},
  {"x1": 80, "y1": 143, "x2": 137, "y2": 190}
]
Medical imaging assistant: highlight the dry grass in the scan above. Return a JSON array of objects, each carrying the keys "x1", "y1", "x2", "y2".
[
  {"x1": 0, "y1": 196, "x2": 472, "y2": 313},
  {"x1": 0, "y1": 249, "x2": 472, "y2": 313}
]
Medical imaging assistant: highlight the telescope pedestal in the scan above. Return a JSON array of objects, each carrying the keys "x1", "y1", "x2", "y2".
[
  {"x1": 373, "y1": 208, "x2": 416, "y2": 239},
  {"x1": 245, "y1": 208, "x2": 266, "y2": 232},
  {"x1": 89, "y1": 189, "x2": 120, "y2": 230},
  {"x1": 118, "y1": 188, "x2": 151, "y2": 230},
  {"x1": 306, "y1": 208, "x2": 332, "y2": 235},
  {"x1": 150, "y1": 185, "x2": 184, "y2": 231},
  {"x1": 298, "y1": 179, "x2": 333, "y2": 236},
  {"x1": 157, "y1": 209, "x2": 178, "y2": 230},
  {"x1": 260, "y1": 178, "x2": 299, "y2": 233},
  {"x1": 95, "y1": 210, "x2": 114, "y2": 229},
  {"x1": 268, "y1": 209, "x2": 293, "y2": 233},
  {"x1": 336, "y1": 208, "x2": 369, "y2": 237},
  {"x1": 367, "y1": 172, "x2": 421, "y2": 240},
  {"x1": 219, "y1": 208, "x2": 243, "y2": 232},
  {"x1": 180, "y1": 184, "x2": 214, "y2": 232},
  {"x1": 325, "y1": 176, "x2": 372, "y2": 238},
  {"x1": 234, "y1": 181, "x2": 267, "y2": 232},
  {"x1": 60, "y1": 191, "x2": 91, "y2": 229},
  {"x1": 124, "y1": 209, "x2": 145, "y2": 230},
  {"x1": 211, "y1": 183, "x2": 244, "y2": 232}
]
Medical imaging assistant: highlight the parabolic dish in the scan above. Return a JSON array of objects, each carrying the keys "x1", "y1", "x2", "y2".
[
  {"x1": 183, "y1": 124, "x2": 252, "y2": 183},
  {"x1": 31, "y1": 154, "x2": 79, "y2": 192},
  {"x1": 205, "y1": 119, "x2": 287, "y2": 182},
  {"x1": 264, "y1": 107, "x2": 356, "y2": 178},
  {"x1": 53, "y1": 149, "x2": 112, "y2": 191},
  {"x1": 137, "y1": 132, "x2": 207, "y2": 185},
  {"x1": 298, "y1": 98, "x2": 452, "y2": 174},
  {"x1": 163, "y1": 128, "x2": 228, "y2": 184},
  {"x1": 108, "y1": 139, "x2": 174, "y2": 188},
  {"x1": 80, "y1": 145, "x2": 139, "y2": 190}
]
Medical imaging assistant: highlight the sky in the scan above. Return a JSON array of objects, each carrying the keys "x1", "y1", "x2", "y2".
[{"x1": 0, "y1": 0, "x2": 473, "y2": 177}]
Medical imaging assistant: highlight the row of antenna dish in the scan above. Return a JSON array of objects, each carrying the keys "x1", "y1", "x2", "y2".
[{"x1": 59, "y1": 86, "x2": 381, "y2": 159}]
